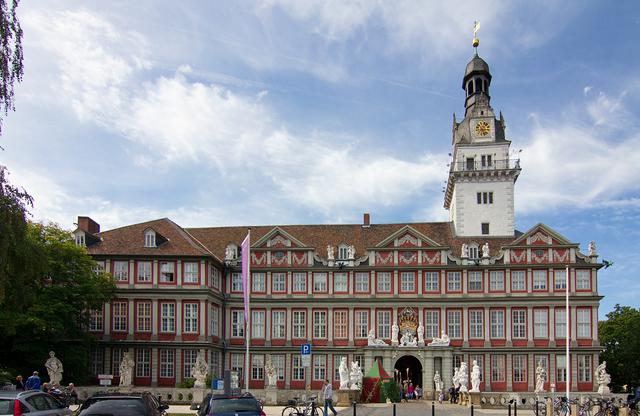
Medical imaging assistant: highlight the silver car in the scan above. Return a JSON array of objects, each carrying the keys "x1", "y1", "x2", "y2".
[{"x1": 0, "y1": 390, "x2": 72, "y2": 416}]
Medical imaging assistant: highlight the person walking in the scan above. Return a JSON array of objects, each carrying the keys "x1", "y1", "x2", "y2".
[
  {"x1": 14, "y1": 375, "x2": 25, "y2": 391},
  {"x1": 25, "y1": 371, "x2": 41, "y2": 391},
  {"x1": 322, "y1": 379, "x2": 338, "y2": 416}
]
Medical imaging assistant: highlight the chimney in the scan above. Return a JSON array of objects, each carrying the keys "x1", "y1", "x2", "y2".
[
  {"x1": 77, "y1": 216, "x2": 100, "y2": 234},
  {"x1": 363, "y1": 213, "x2": 370, "y2": 228}
]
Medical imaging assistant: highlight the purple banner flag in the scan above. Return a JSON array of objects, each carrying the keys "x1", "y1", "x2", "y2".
[{"x1": 241, "y1": 231, "x2": 250, "y2": 323}]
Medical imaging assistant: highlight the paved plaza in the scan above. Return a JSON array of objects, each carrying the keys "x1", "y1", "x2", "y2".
[{"x1": 165, "y1": 402, "x2": 535, "y2": 416}]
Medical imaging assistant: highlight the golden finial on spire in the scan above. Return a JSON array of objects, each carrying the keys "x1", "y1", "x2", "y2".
[{"x1": 472, "y1": 20, "x2": 480, "y2": 49}]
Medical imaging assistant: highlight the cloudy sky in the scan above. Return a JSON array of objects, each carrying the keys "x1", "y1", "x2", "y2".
[{"x1": 2, "y1": 1, "x2": 639, "y2": 315}]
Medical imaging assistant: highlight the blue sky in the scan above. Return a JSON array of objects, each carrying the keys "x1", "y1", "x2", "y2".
[{"x1": 1, "y1": 1, "x2": 639, "y2": 316}]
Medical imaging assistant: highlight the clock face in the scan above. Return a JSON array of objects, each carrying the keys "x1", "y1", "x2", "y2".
[{"x1": 474, "y1": 120, "x2": 491, "y2": 137}]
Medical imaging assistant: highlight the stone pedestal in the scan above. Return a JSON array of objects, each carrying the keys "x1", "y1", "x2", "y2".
[
  {"x1": 192, "y1": 388, "x2": 205, "y2": 406},
  {"x1": 469, "y1": 392, "x2": 481, "y2": 407},
  {"x1": 265, "y1": 387, "x2": 278, "y2": 405},
  {"x1": 547, "y1": 398, "x2": 553, "y2": 416},
  {"x1": 336, "y1": 389, "x2": 359, "y2": 406}
]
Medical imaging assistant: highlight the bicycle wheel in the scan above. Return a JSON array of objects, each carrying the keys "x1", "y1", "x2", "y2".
[
  {"x1": 282, "y1": 406, "x2": 299, "y2": 416},
  {"x1": 310, "y1": 405, "x2": 323, "y2": 416}
]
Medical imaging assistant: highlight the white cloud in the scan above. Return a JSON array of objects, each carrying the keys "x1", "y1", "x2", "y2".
[{"x1": 586, "y1": 90, "x2": 629, "y2": 128}]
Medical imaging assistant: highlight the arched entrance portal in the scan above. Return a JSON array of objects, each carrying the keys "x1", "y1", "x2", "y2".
[{"x1": 394, "y1": 355, "x2": 422, "y2": 390}]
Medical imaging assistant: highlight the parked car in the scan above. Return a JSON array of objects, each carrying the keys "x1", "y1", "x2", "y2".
[
  {"x1": 190, "y1": 393, "x2": 265, "y2": 416},
  {"x1": 0, "y1": 390, "x2": 72, "y2": 416},
  {"x1": 75, "y1": 392, "x2": 168, "y2": 416}
]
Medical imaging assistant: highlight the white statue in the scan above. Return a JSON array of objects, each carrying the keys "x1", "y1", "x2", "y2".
[
  {"x1": 428, "y1": 330, "x2": 450, "y2": 346},
  {"x1": 327, "y1": 245, "x2": 334, "y2": 260},
  {"x1": 349, "y1": 361, "x2": 362, "y2": 390},
  {"x1": 470, "y1": 360, "x2": 481, "y2": 393},
  {"x1": 231, "y1": 372, "x2": 239, "y2": 388},
  {"x1": 595, "y1": 361, "x2": 611, "y2": 395},
  {"x1": 45, "y1": 351, "x2": 63, "y2": 386},
  {"x1": 391, "y1": 322, "x2": 399, "y2": 345},
  {"x1": 461, "y1": 243, "x2": 469, "y2": 258},
  {"x1": 417, "y1": 322, "x2": 425, "y2": 345},
  {"x1": 535, "y1": 361, "x2": 546, "y2": 394},
  {"x1": 338, "y1": 357, "x2": 350, "y2": 389},
  {"x1": 482, "y1": 242, "x2": 490, "y2": 258},
  {"x1": 400, "y1": 331, "x2": 417, "y2": 347},
  {"x1": 588, "y1": 241, "x2": 597, "y2": 256},
  {"x1": 192, "y1": 350, "x2": 209, "y2": 388},
  {"x1": 458, "y1": 362, "x2": 469, "y2": 393},
  {"x1": 452, "y1": 367, "x2": 460, "y2": 388},
  {"x1": 433, "y1": 371, "x2": 442, "y2": 392},
  {"x1": 264, "y1": 355, "x2": 277, "y2": 388},
  {"x1": 119, "y1": 351, "x2": 135, "y2": 387},
  {"x1": 367, "y1": 329, "x2": 388, "y2": 346},
  {"x1": 224, "y1": 245, "x2": 234, "y2": 260},
  {"x1": 347, "y1": 245, "x2": 355, "y2": 259}
]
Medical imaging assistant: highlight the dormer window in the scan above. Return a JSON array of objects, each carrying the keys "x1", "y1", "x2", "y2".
[
  {"x1": 468, "y1": 244, "x2": 479, "y2": 259},
  {"x1": 338, "y1": 245, "x2": 349, "y2": 260},
  {"x1": 225, "y1": 244, "x2": 238, "y2": 260},
  {"x1": 144, "y1": 230, "x2": 156, "y2": 247},
  {"x1": 75, "y1": 232, "x2": 85, "y2": 247}
]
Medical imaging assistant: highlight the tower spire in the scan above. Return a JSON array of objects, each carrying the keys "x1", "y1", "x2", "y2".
[{"x1": 472, "y1": 20, "x2": 480, "y2": 52}]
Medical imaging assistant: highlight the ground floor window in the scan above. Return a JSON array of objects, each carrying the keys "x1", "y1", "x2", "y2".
[
  {"x1": 513, "y1": 355, "x2": 527, "y2": 383},
  {"x1": 136, "y1": 349, "x2": 151, "y2": 378},
  {"x1": 578, "y1": 355, "x2": 592, "y2": 382},
  {"x1": 491, "y1": 355, "x2": 505, "y2": 382},
  {"x1": 160, "y1": 349, "x2": 175, "y2": 378},
  {"x1": 313, "y1": 355, "x2": 327, "y2": 381},
  {"x1": 292, "y1": 356, "x2": 304, "y2": 381},
  {"x1": 183, "y1": 349, "x2": 198, "y2": 379},
  {"x1": 252, "y1": 354, "x2": 264, "y2": 380}
]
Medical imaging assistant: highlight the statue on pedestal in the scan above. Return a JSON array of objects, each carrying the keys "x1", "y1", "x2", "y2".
[
  {"x1": 367, "y1": 329, "x2": 388, "y2": 346},
  {"x1": 338, "y1": 357, "x2": 350, "y2": 389},
  {"x1": 535, "y1": 361, "x2": 547, "y2": 394},
  {"x1": 119, "y1": 351, "x2": 135, "y2": 387},
  {"x1": 470, "y1": 360, "x2": 481, "y2": 393},
  {"x1": 482, "y1": 243, "x2": 490, "y2": 258},
  {"x1": 417, "y1": 322, "x2": 425, "y2": 346},
  {"x1": 452, "y1": 367, "x2": 460, "y2": 389},
  {"x1": 349, "y1": 361, "x2": 362, "y2": 390},
  {"x1": 391, "y1": 322, "x2": 399, "y2": 345},
  {"x1": 347, "y1": 245, "x2": 355, "y2": 260},
  {"x1": 45, "y1": 351, "x2": 63, "y2": 386},
  {"x1": 588, "y1": 241, "x2": 597, "y2": 256},
  {"x1": 433, "y1": 371, "x2": 442, "y2": 393},
  {"x1": 595, "y1": 361, "x2": 611, "y2": 395},
  {"x1": 461, "y1": 243, "x2": 469, "y2": 258},
  {"x1": 400, "y1": 331, "x2": 417, "y2": 347},
  {"x1": 327, "y1": 245, "x2": 334, "y2": 260},
  {"x1": 458, "y1": 362, "x2": 469, "y2": 393},
  {"x1": 264, "y1": 355, "x2": 277, "y2": 388},
  {"x1": 192, "y1": 350, "x2": 209, "y2": 388}
]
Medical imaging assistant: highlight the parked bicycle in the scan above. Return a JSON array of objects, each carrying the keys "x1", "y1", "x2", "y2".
[
  {"x1": 552, "y1": 396, "x2": 571, "y2": 416},
  {"x1": 593, "y1": 398, "x2": 619, "y2": 416},
  {"x1": 282, "y1": 396, "x2": 323, "y2": 416}
]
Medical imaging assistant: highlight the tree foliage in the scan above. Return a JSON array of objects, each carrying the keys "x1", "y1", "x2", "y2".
[
  {"x1": 0, "y1": 0, "x2": 24, "y2": 136},
  {"x1": 0, "y1": 166, "x2": 115, "y2": 383},
  {"x1": 599, "y1": 304, "x2": 640, "y2": 392}
]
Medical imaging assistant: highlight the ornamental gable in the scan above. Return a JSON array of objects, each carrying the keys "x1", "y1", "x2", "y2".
[
  {"x1": 376, "y1": 225, "x2": 441, "y2": 248},
  {"x1": 252, "y1": 227, "x2": 306, "y2": 249},
  {"x1": 510, "y1": 223, "x2": 573, "y2": 247}
]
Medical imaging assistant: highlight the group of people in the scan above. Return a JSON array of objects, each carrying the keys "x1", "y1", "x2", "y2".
[
  {"x1": 398, "y1": 381, "x2": 423, "y2": 401},
  {"x1": 12, "y1": 371, "x2": 78, "y2": 404}
]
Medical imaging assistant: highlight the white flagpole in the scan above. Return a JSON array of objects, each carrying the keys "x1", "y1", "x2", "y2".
[
  {"x1": 245, "y1": 228, "x2": 251, "y2": 392},
  {"x1": 565, "y1": 264, "x2": 570, "y2": 401}
]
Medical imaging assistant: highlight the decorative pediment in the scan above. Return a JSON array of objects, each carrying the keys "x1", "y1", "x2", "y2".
[
  {"x1": 375, "y1": 225, "x2": 441, "y2": 248},
  {"x1": 252, "y1": 227, "x2": 306, "y2": 249},
  {"x1": 510, "y1": 223, "x2": 574, "y2": 247}
]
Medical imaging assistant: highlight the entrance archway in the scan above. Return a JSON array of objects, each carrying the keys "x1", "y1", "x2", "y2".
[{"x1": 394, "y1": 355, "x2": 423, "y2": 390}]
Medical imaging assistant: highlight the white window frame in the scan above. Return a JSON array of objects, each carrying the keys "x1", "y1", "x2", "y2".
[
  {"x1": 425, "y1": 310, "x2": 439, "y2": 339},
  {"x1": 184, "y1": 303, "x2": 199, "y2": 333},
  {"x1": 136, "y1": 301, "x2": 151, "y2": 332},
  {"x1": 136, "y1": 261, "x2": 152, "y2": 282},
  {"x1": 377, "y1": 310, "x2": 391, "y2": 339},
  {"x1": 293, "y1": 310, "x2": 306, "y2": 339},
  {"x1": 251, "y1": 310, "x2": 265, "y2": 338},
  {"x1": 576, "y1": 270, "x2": 591, "y2": 290},
  {"x1": 292, "y1": 356, "x2": 304, "y2": 381},
  {"x1": 490, "y1": 309, "x2": 505, "y2": 338},
  {"x1": 272, "y1": 272, "x2": 286, "y2": 292},
  {"x1": 90, "y1": 308, "x2": 103, "y2": 332},
  {"x1": 400, "y1": 272, "x2": 415, "y2": 292},
  {"x1": 577, "y1": 308, "x2": 591, "y2": 338},
  {"x1": 377, "y1": 272, "x2": 391, "y2": 293},
  {"x1": 534, "y1": 309, "x2": 548, "y2": 339},
  {"x1": 159, "y1": 349, "x2": 174, "y2": 378},
  {"x1": 183, "y1": 262, "x2": 199, "y2": 283},
  {"x1": 252, "y1": 272, "x2": 265, "y2": 292},
  {"x1": 578, "y1": 355, "x2": 592, "y2": 382},
  {"x1": 183, "y1": 349, "x2": 198, "y2": 379},
  {"x1": 334, "y1": 310, "x2": 348, "y2": 339},
  {"x1": 355, "y1": 272, "x2": 369, "y2": 293},
  {"x1": 144, "y1": 230, "x2": 156, "y2": 248},
  {"x1": 293, "y1": 272, "x2": 307, "y2": 292},
  {"x1": 231, "y1": 310, "x2": 244, "y2": 337},
  {"x1": 333, "y1": 272, "x2": 348, "y2": 292},
  {"x1": 554, "y1": 269, "x2": 567, "y2": 290},
  {"x1": 112, "y1": 301, "x2": 127, "y2": 332},
  {"x1": 556, "y1": 354, "x2": 567, "y2": 382},
  {"x1": 512, "y1": 309, "x2": 526, "y2": 339},
  {"x1": 511, "y1": 270, "x2": 526, "y2": 291},
  {"x1": 468, "y1": 271, "x2": 483, "y2": 291},
  {"x1": 554, "y1": 308, "x2": 566, "y2": 339},
  {"x1": 313, "y1": 273, "x2": 327, "y2": 292},
  {"x1": 489, "y1": 270, "x2": 505, "y2": 291},
  {"x1": 313, "y1": 355, "x2": 327, "y2": 381},
  {"x1": 355, "y1": 310, "x2": 369, "y2": 339},
  {"x1": 231, "y1": 272, "x2": 243, "y2": 292},
  {"x1": 135, "y1": 348, "x2": 150, "y2": 378},
  {"x1": 159, "y1": 261, "x2": 175, "y2": 283},
  {"x1": 533, "y1": 270, "x2": 547, "y2": 290},
  {"x1": 161, "y1": 303, "x2": 175, "y2": 333},
  {"x1": 424, "y1": 271, "x2": 439, "y2": 292},
  {"x1": 113, "y1": 261, "x2": 129, "y2": 282},
  {"x1": 252, "y1": 354, "x2": 264, "y2": 380},
  {"x1": 447, "y1": 310, "x2": 462, "y2": 339},
  {"x1": 447, "y1": 272, "x2": 461, "y2": 292},
  {"x1": 469, "y1": 309, "x2": 483, "y2": 339},
  {"x1": 491, "y1": 355, "x2": 505, "y2": 382},
  {"x1": 513, "y1": 355, "x2": 527, "y2": 383},
  {"x1": 313, "y1": 310, "x2": 327, "y2": 339},
  {"x1": 272, "y1": 310, "x2": 286, "y2": 339}
]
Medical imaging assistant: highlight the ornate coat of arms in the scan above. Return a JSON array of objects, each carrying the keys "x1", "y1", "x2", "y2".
[{"x1": 398, "y1": 307, "x2": 418, "y2": 335}]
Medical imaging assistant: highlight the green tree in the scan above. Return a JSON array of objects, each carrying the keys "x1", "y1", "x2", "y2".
[
  {"x1": 599, "y1": 304, "x2": 640, "y2": 392},
  {"x1": 0, "y1": 0, "x2": 24, "y2": 137},
  {"x1": 0, "y1": 167, "x2": 115, "y2": 383}
]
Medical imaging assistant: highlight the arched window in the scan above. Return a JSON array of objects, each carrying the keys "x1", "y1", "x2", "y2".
[{"x1": 144, "y1": 229, "x2": 156, "y2": 248}]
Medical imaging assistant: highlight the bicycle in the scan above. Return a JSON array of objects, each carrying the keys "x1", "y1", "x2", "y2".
[
  {"x1": 282, "y1": 396, "x2": 323, "y2": 416},
  {"x1": 553, "y1": 396, "x2": 571, "y2": 416},
  {"x1": 593, "y1": 398, "x2": 618, "y2": 416},
  {"x1": 535, "y1": 398, "x2": 547, "y2": 416}
]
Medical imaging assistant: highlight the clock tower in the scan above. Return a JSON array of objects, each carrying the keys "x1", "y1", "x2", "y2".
[{"x1": 443, "y1": 47, "x2": 521, "y2": 237}]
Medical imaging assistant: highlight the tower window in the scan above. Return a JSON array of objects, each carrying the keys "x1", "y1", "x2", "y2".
[
  {"x1": 481, "y1": 155, "x2": 493, "y2": 168},
  {"x1": 481, "y1": 223, "x2": 490, "y2": 235},
  {"x1": 477, "y1": 192, "x2": 494, "y2": 204},
  {"x1": 466, "y1": 157, "x2": 475, "y2": 170}
]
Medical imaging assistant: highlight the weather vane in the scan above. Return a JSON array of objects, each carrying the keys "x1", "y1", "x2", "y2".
[{"x1": 473, "y1": 20, "x2": 480, "y2": 50}]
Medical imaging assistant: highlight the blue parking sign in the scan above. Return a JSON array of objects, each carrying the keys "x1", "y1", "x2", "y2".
[{"x1": 300, "y1": 344, "x2": 312, "y2": 355}]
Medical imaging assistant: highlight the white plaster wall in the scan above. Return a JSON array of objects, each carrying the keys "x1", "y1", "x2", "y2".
[{"x1": 451, "y1": 178, "x2": 515, "y2": 236}]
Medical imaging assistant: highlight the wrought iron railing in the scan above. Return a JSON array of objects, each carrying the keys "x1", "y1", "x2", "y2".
[{"x1": 450, "y1": 158, "x2": 520, "y2": 172}]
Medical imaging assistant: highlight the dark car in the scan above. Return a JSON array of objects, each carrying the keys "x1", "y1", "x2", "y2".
[
  {"x1": 0, "y1": 389, "x2": 72, "y2": 416},
  {"x1": 75, "y1": 392, "x2": 168, "y2": 416},
  {"x1": 190, "y1": 394, "x2": 265, "y2": 416}
]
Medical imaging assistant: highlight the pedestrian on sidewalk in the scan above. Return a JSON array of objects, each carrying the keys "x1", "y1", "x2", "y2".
[
  {"x1": 25, "y1": 371, "x2": 41, "y2": 391},
  {"x1": 14, "y1": 375, "x2": 25, "y2": 391},
  {"x1": 322, "y1": 379, "x2": 338, "y2": 416}
]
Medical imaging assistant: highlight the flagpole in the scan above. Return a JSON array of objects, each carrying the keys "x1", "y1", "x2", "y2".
[
  {"x1": 565, "y1": 264, "x2": 570, "y2": 401},
  {"x1": 245, "y1": 228, "x2": 251, "y2": 392}
]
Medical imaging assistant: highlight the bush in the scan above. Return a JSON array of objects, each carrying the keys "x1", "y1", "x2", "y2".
[
  {"x1": 381, "y1": 380, "x2": 400, "y2": 403},
  {"x1": 177, "y1": 378, "x2": 195, "y2": 388}
]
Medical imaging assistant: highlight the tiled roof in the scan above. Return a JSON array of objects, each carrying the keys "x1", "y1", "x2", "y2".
[
  {"x1": 87, "y1": 218, "x2": 211, "y2": 257},
  {"x1": 186, "y1": 222, "x2": 518, "y2": 260},
  {"x1": 87, "y1": 217, "x2": 522, "y2": 260}
]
